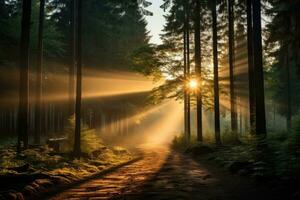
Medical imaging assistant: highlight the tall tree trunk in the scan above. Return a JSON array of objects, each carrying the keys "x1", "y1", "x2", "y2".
[
  {"x1": 273, "y1": 101, "x2": 276, "y2": 129},
  {"x1": 74, "y1": 0, "x2": 82, "y2": 157},
  {"x1": 34, "y1": 0, "x2": 45, "y2": 144},
  {"x1": 194, "y1": 0, "x2": 202, "y2": 142},
  {"x1": 18, "y1": 0, "x2": 32, "y2": 152},
  {"x1": 239, "y1": 101, "x2": 243, "y2": 134},
  {"x1": 252, "y1": 0, "x2": 266, "y2": 135},
  {"x1": 212, "y1": 0, "x2": 221, "y2": 145},
  {"x1": 228, "y1": 0, "x2": 238, "y2": 135},
  {"x1": 186, "y1": 0, "x2": 191, "y2": 143},
  {"x1": 247, "y1": 0, "x2": 256, "y2": 134},
  {"x1": 183, "y1": 1, "x2": 188, "y2": 144},
  {"x1": 285, "y1": 48, "x2": 292, "y2": 131},
  {"x1": 69, "y1": 0, "x2": 76, "y2": 115},
  {"x1": 183, "y1": 23, "x2": 188, "y2": 142}
]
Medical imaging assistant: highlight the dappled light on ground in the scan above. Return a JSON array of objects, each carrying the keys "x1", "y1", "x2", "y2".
[
  {"x1": 49, "y1": 146, "x2": 215, "y2": 200},
  {"x1": 49, "y1": 145, "x2": 277, "y2": 200}
]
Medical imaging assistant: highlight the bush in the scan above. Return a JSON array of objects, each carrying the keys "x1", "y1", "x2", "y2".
[
  {"x1": 171, "y1": 133, "x2": 199, "y2": 151},
  {"x1": 172, "y1": 134, "x2": 187, "y2": 151},
  {"x1": 61, "y1": 116, "x2": 105, "y2": 154}
]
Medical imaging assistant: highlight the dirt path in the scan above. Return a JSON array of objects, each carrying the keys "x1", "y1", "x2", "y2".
[{"x1": 48, "y1": 145, "x2": 282, "y2": 200}]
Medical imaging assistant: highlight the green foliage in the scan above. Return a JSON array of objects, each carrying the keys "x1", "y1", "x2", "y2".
[
  {"x1": 0, "y1": 137, "x2": 16, "y2": 149},
  {"x1": 221, "y1": 126, "x2": 238, "y2": 144},
  {"x1": 31, "y1": 1, "x2": 65, "y2": 57},
  {"x1": 172, "y1": 134, "x2": 189, "y2": 151},
  {"x1": 0, "y1": 145, "x2": 133, "y2": 180},
  {"x1": 264, "y1": 0, "x2": 300, "y2": 117},
  {"x1": 0, "y1": 0, "x2": 150, "y2": 68},
  {"x1": 61, "y1": 116, "x2": 105, "y2": 154},
  {"x1": 0, "y1": 0, "x2": 65, "y2": 61},
  {"x1": 172, "y1": 133, "x2": 208, "y2": 152},
  {"x1": 0, "y1": 146, "x2": 65, "y2": 172},
  {"x1": 128, "y1": 0, "x2": 224, "y2": 110},
  {"x1": 289, "y1": 118, "x2": 300, "y2": 149},
  {"x1": 266, "y1": 124, "x2": 300, "y2": 177},
  {"x1": 78, "y1": 0, "x2": 150, "y2": 68},
  {"x1": 129, "y1": 44, "x2": 162, "y2": 78}
]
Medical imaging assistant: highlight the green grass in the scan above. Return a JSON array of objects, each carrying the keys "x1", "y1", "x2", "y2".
[{"x1": 0, "y1": 144, "x2": 133, "y2": 179}]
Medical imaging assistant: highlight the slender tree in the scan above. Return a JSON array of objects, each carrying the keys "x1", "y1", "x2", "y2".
[
  {"x1": 227, "y1": 0, "x2": 238, "y2": 135},
  {"x1": 194, "y1": 0, "x2": 203, "y2": 142},
  {"x1": 246, "y1": 0, "x2": 256, "y2": 134},
  {"x1": 185, "y1": 0, "x2": 191, "y2": 143},
  {"x1": 183, "y1": 0, "x2": 190, "y2": 144},
  {"x1": 74, "y1": 0, "x2": 82, "y2": 157},
  {"x1": 183, "y1": 23, "x2": 188, "y2": 142},
  {"x1": 212, "y1": 0, "x2": 221, "y2": 145},
  {"x1": 285, "y1": 48, "x2": 292, "y2": 131},
  {"x1": 34, "y1": 0, "x2": 45, "y2": 144},
  {"x1": 18, "y1": 0, "x2": 32, "y2": 152},
  {"x1": 252, "y1": 0, "x2": 266, "y2": 135},
  {"x1": 265, "y1": 0, "x2": 300, "y2": 133},
  {"x1": 69, "y1": 0, "x2": 76, "y2": 115}
]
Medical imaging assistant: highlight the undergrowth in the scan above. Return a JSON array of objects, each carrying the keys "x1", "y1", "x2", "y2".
[
  {"x1": 61, "y1": 116, "x2": 106, "y2": 154},
  {"x1": 172, "y1": 120, "x2": 300, "y2": 179},
  {"x1": 0, "y1": 117, "x2": 134, "y2": 179}
]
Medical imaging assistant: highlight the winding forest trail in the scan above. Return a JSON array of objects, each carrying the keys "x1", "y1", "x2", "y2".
[{"x1": 48, "y1": 144, "x2": 278, "y2": 200}]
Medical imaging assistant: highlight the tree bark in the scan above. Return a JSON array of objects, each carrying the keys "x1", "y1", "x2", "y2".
[
  {"x1": 186, "y1": 0, "x2": 191, "y2": 143},
  {"x1": 183, "y1": 3, "x2": 188, "y2": 143},
  {"x1": 227, "y1": 0, "x2": 238, "y2": 135},
  {"x1": 183, "y1": 27, "x2": 187, "y2": 141},
  {"x1": 212, "y1": 0, "x2": 221, "y2": 145},
  {"x1": 74, "y1": 0, "x2": 82, "y2": 157},
  {"x1": 18, "y1": 0, "x2": 32, "y2": 152},
  {"x1": 285, "y1": 47, "x2": 292, "y2": 131},
  {"x1": 69, "y1": 0, "x2": 76, "y2": 116},
  {"x1": 246, "y1": 0, "x2": 256, "y2": 134},
  {"x1": 34, "y1": 0, "x2": 45, "y2": 145},
  {"x1": 252, "y1": 0, "x2": 266, "y2": 135},
  {"x1": 194, "y1": 0, "x2": 203, "y2": 142}
]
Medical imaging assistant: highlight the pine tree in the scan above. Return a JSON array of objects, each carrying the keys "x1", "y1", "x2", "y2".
[
  {"x1": 252, "y1": 0, "x2": 266, "y2": 135},
  {"x1": 212, "y1": 0, "x2": 221, "y2": 145},
  {"x1": 265, "y1": 0, "x2": 300, "y2": 132},
  {"x1": 34, "y1": 0, "x2": 45, "y2": 144},
  {"x1": 247, "y1": 0, "x2": 256, "y2": 134},
  {"x1": 74, "y1": 0, "x2": 82, "y2": 157},
  {"x1": 227, "y1": 0, "x2": 238, "y2": 136},
  {"x1": 18, "y1": 0, "x2": 32, "y2": 152},
  {"x1": 69, "y1": 0, "x2": 76, "y2": 116},
  {"x1": 194, "y1": 0, "x2": 203, "y2": 142},
  {"x1": 185, "y1": 0, "x2": 191, "y2": 143}
]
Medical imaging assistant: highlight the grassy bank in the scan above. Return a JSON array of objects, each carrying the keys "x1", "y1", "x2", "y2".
[
  {"x1": 0, "y1": 144, "x2": 136, "y2": 200},
  {"x1": 172, "y1": 126, "x2": 300, "y2": 180}
]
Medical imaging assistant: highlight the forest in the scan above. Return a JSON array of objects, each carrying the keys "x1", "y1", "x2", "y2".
[{"x1": 0, "y1": 0, "x2": 300, "y2": 199}]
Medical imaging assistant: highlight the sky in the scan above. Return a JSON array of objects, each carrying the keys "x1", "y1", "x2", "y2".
[{"x1": 145, "y1": 0, "x2": 167, "y2": 44}]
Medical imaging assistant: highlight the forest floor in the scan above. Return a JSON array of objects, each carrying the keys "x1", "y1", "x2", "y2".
[
  {"x1": 48, "y1": 143, "x2": 300, "y2": 200},
  {"x1": 0, "y1": 145, "x2": 136, "y2": 200}
]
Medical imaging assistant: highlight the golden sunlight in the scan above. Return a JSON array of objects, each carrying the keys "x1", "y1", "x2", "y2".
[{"x1": 188, "y1": 79, "x2": 198, "y2": 90}]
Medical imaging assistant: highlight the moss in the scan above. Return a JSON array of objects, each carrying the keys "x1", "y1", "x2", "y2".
[{"x1": 0, "y1": 143, "x2": 133, "y2": 181}]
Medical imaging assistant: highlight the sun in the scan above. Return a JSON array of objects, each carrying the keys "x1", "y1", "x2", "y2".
[{"x1": 188, "y1": 79, "x2": 198, "y2": 90}]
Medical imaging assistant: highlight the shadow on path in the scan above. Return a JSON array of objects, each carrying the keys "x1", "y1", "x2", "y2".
[
  {"x1": 49, "y1": 146, "x2": 288, "y2": 200},
  {"x1": 112, "y1": 150, "x2": 288, "y2": 200}
]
